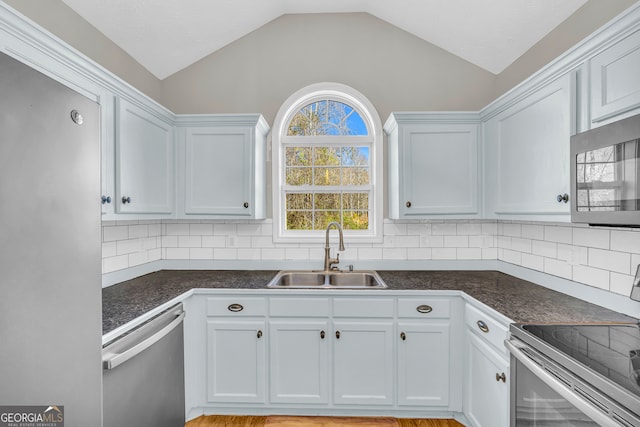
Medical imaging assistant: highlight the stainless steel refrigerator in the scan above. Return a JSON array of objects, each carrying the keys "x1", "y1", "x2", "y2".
[{"x1": 0, "y1": 51, "x2": 102, "y2": 424}]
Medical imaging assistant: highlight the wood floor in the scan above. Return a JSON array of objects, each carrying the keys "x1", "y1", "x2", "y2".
[{"x1": 185, "y1": 415, "x2": 465, "y2": 427}]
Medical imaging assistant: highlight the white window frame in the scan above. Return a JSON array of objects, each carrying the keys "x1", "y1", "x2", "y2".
[{"x1": 272, "y1": 82, "x2": 383, "y2": 243}]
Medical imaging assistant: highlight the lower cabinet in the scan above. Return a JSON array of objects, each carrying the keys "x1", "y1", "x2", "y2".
[{"x1": 333, "y1": 321, "x2": 394, "y2": 405}]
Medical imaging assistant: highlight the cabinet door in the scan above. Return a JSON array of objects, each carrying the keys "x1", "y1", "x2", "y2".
[
  {"x1": 484, "y1": 73, "x2": 574, "y2": 217},
  {"x1": 400, "y1": 124, "x2": 479, "y2": 216},
  {"x1": 269, "y1": 320, "x2": 329, "y2": 404},
  {"x1": 116, "y1": 98, "x2": 174, "y2": 214},
  {"x1": 183, "y1": 127, "x2": 254, "y2": 216},
  {"x1": 465, "y1": 331, "x2": 510, "y2": 427},
  {"x1": 206, "y1": 320, "x2": 266, "y2": 403},
  {"x1": 590, "y1": 29, "x2": 640, "y2": 124},
  {"x1": 333, "y1": 321, "x2": 394, "y2": 405},
  {"x1": 397, "y1": 322, "x2": 450, "y2": 407}
]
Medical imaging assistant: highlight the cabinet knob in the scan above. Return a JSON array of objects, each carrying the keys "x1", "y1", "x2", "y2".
[
  {"x1": 121, "y1": 196, "x2": 131, "y2": 204},
  {"x1": 416, "y1": 304, "x2": 433, "y2": 314},
  {"x1": 320, "y1": 330, "x2": 325, "y2": 339},
  {"x1": 406, "y1": 201, "x2": 412, "y2": 208},
  {"x1": 496, "y1": 372, "x2": 506, "y2": 383},
  {"x1": 477, "y1": 320, "x2": 489, "y2": 333},
  {"x1": 257, "y1": 330, "x2": 263, "y2": 339},
  {"x1": 400, "y1": 332, "x2": 406, "y2": 341},
  {"x1": 101, "y1": 195, "x2": 112, "y2": 204},
  {"x1": 243, "y1": 202, "x2": 249, "y2": 208},
  {"x1": 556, "y1": 193, "x2": 569, "y2": 203},
  {"x1": 335, "y1": 330, "x2": 341, "y2": 339},
  {"x1": 227, "y1": 303, "x2": 244, "y2": 312}
]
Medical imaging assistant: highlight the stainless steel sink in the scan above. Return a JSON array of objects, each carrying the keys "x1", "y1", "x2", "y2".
[{"x1": 266, "y1": 270, "x2": 387, "y2": 289}]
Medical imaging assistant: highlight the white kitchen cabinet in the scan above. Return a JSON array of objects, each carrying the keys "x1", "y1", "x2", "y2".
[
  {"x1": 465, "y1": 331, "x2": 510, "y2": 427},
  {"x1": 385, "y1": 113, "x2": 481, "y2": 218},
  {"x1": 115, "y1": 97, "x2": 174, "y2": 215},
  {"x1": 176, "y1": 115, "x2": 269, "y2": 219},
  {"x1": 484, "y1": 73, "x2": 575, "y2": 219},
  {"x1": 590, "y1": 29, "x2": 640, "y2": 126},
  {"x1": 206, "y1": 319, "x2": 266, "y2": 403},
  {"x1": 269, "y1": 320, "x2": 330, "y2": 404},
  {"x1": 332, "y1": 320, "x2": 394, "y2": 405}
]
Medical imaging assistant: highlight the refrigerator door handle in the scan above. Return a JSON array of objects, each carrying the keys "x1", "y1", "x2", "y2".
[{"x1": 103, "y1": 309, "x2": 185, "y2": 370}]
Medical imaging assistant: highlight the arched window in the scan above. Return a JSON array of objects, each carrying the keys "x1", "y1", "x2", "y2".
[{"x1": 272, "y1": 83, "x2": 383, "y2": 243}]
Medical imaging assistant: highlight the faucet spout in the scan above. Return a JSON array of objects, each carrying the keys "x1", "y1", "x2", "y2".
[{"x1": 324, "y1": 222, "x2": 345, "y2": 272}]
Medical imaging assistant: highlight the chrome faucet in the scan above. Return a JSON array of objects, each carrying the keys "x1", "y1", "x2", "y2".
[{"x1": 323, "y1": 222, "x2": 345, "y2": 272}]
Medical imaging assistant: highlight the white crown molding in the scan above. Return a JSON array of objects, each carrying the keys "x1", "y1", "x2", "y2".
[
  {"x1": 383, "y1": 111, "x2": 482, "y2": 134},
  {"x1": 174, "y1": 113, "x2": 270, "y2": 135}
]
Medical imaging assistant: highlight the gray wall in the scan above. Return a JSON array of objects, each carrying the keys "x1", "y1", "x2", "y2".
[
  {"x1": 160, "y1": 13, "x2": 497, "y2": 123},
  {"x1": 3, "y1": 0, "x2": 163, "y2": 102}
]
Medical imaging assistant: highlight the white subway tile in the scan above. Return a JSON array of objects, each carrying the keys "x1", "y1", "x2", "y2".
[
  {"x1": 115, "y1": 220, "x2": 139, "y2": 226},
  {"x1": 444, "y1": 236, "x2": 469, "y2": 248},
  {"x1": 557, "y1": 244, "x2": 587, "y2": 265},
  {"x1": 103, "y1": 255, "x2": 128, "y2": 273},
  {"x1": 165, "y1": 223, "x2": 190, "y2": 236},
  {"x1": 383, "y1": 248, "x2": 407, "y2": 260},
  {"x1": 384, "y1": 222, "x2": 407, "y2": 236},
  {"x1": 501, "y1": 249, "x2": 522, "y2": 265},
  {"x1": 179, "y1": 235, "x2": 202, "y2": 248},
  {"x1": 502, "y1": 223, "x2": 522, "y2": 237},
  {"x1": 103, "y1": 225, "x2": 128, "y2": 242},
  {"x1": 261, "y1": 248, "x2": 285, "y2": 260},
  {"x1": 532, "y1": 240, "x2": 557, "y2": 258},
  {"x1": 408, "y1": 248, "x2": 432, "y2": 260},
  {"x1": 511, "y1": 238, "x2": 532, "y2": 253},
  {"x1": 141, "y1": 236, "x2": 158, "y2": 250},
  {"x1": 544, "y1": 225, "x2": 572, "y2": 244},
  {"x1": 395, "y1": 235, "x2": 420, "y2": 247},
  {"x1": 161, "y1": 235, "x2": 178, "y2": 248},
  {"x1": 407, "y1": 224, "x2": 428, "y2": 236},
  {"x1": 148, "y1": 248, "x2": 161, "y2": 262},
  {"x1": 189, "y1": 223, "x2": 213, "y2": 236},
  {"x1": 521, "y1": 224, "x2": 544, "y2": 240},
  {"x1": 252, "y1": 236, "x2": 275, "y2": 248},
  {"x1": 237, "y1": 224, "x2": 263, "y2": 236},
  {"x1": 497, "y1": 236, "x2": 511, "y2": 249},
  {"x1": 260, "y1": 223, "x2": 273, "y2": 235},
  {"x1": 214, "y1": 248, "x2": 237, "y2": 260},
  {"x1": 588, "y1": 248, "x2": 631, "y2": 274},
  {"x1": 102, "y1": 241, "x2": 117, "y2": 258},
  {"x1": 431, "y1": 223, "x2": 457, "y2": 235},
  {"x1": 610, "y1": 272, "x2": 633, "y2": 296},
  {"x1": 457, "y1": 223, "x2": 482, "y2": 235},
  {"x1": 423, "y1": 236, "x2": 444, "y2": 248},
  {"x1": 116, "y1": 239, "x2": 142, "y2": 255},
  {"x1": 482, "y1": 222, "x2": 498, "y2": 235},
  {"x1": 285, "y1": 248, "x2": 310, "y2": 260},
  {"x1": 543, "y1": 258, "x2": 572, "y2": 280},
  {"x1": 309, "y1": 247, "x2": 325, "y2": 260},
  {"x1": 214, "y1": 224, "x2": 237, "y2": 235},
  {"x1": 610, "y1": 230, "x2": 640, "y2": 254},
  {"x1": 633, "y1": 254, "x2": 640, "y2": 272},
  {"x1": 522, "y1": 253, "x2": 544, "y2": 271},
  {"x1": 468, "y1": 236, "x2": 484, "y2": 248},
  {"x1": 572, "y1": 228, "x2": 609, "y2": 249},
  {"x1": 190, "y1": 248, "x2": 213, "y2": 260},
  {"x1": 432, "y1": 248, "x2": 456, "y2": 260},
  {"x1": 482, "y1": 248, "x2": 498, "y2": 260},
  {"x1": 573, "y1": 265, "x2": 610, "y2": 290},
  {"x1": 457, "y1": 248, "x2": 482, "y2": 260},
  {"x1": 358, "y1": 248, "x2": 383, "y2": 260},
  {"x1": 129, "y1": 251, "x2": 149, "y2": 267},
  {"x1": 128, "y1": 224, "x2": 149, "y2": 239},
  {"x1": 165, "y1": 248, "x2": 189, "y2": 260},
  {"x1": 202, "y1": 236, "x2": 227, "y2": 248},
  {"x1": 148, "y1": 223, "x2": 161, "y2": 237},
  {"x1": 237, "y1": 248, "x2": 261, "y2": 260}
]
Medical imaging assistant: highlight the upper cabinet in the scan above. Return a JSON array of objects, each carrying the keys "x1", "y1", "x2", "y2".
[
  {"x1": 176, "y1": 115, "x2": 269, "y2": 219},
  {"x1": 385, "y1": 113, "x2": 481, "y2": 219},
  {"x1": 589, "y1": 29, "x2": 640, "y2": 126},
  {"x1": 114, "y1": 97, "x2": 175, "y2": 216},
  {"x1": 483, "y1": 73, "x2": 576, "y2": 220}
]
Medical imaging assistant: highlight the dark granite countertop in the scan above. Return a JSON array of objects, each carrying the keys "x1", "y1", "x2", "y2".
[{"x1": 102, "y1": 270, "x2": 638, "y2": 335}]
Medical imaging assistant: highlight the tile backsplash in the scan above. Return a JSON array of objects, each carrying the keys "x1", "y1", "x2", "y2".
[{"x1": 102, "y1": 219, "x2": 640, "y2": 297}]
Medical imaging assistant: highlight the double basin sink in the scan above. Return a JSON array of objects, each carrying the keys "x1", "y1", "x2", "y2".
[{"x1": 266, "y1": 270, "x2": 387, "y2": 289}]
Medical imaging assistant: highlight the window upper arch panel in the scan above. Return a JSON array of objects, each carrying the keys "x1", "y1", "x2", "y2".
[{"x1": 287, "y1": 100, "x2": 369, "y2": 136}]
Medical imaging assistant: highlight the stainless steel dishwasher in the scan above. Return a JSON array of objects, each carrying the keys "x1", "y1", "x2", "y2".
[{"x1": 102, "y1": 303, "x2": 185, "y2": 427}]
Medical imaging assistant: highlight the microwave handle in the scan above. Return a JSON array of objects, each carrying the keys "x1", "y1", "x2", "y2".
[{"x1": 505, "y1": 339, "x2": 620, "y2": 427}]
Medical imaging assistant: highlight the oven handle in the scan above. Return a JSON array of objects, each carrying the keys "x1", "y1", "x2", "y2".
[{"x1": 505, "y1": 339, "x2": 620, "y2": 427}]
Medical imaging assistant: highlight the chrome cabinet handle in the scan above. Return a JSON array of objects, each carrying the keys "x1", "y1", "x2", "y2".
[
  {"x1": 496, "y1": 372, "x2": 506, "y2": 383},
  {"x1": 320, "y1": 330, "x2": 325, "y2": 339},
  {"x1": 227, "y1": 303, "x2": 244, "y2": 312},
  {"x1": 243, "y1": 202, "x2": 249, "y2": 208},
  {"x1": 557, "y1": 193, "x2": 569, "y2": 203},
  {"x1": 257, "y1": 330, "x2": 263, "y2": 339},
  {"x1": 121, "y1": 196, "x2": 131, "y2": 204},
  {"x1": 406, "y1": 201, "x2": 412, "y2": 208},
  {"x1": 477, "y1": 320, "x2": 489, "y2": 333},
  {"x1": 416, "y1": 304, "x2": 433, "y2": 314},
  {"x1": 101, "y1": 195, "x2": 112, "y2": 204},
  {"x1": 400, "y1": 332, "x2": 406, "y2": 341},
  {"x1": 335, "y1": 331, "x2": 340, "y2": 339}
]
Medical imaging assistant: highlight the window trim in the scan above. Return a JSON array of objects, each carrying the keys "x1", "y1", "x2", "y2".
[{"x1": 271, "y1": 82, "x2": 383, "y2": 243}]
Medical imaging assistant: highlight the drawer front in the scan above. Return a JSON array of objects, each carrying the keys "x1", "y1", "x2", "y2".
[
  {"x1": 333, "y1": 297, "x2": 394, "y2": 318},
  {"x1": 397, "y1": 298, "x2": 450, "y2": 319},
  {"x1": 465, "y1": 303, "x2": 509, "y2": 354},
  {"x1": 269, "y1": 297, "x2": 330, "y2": 317},
  {"x1": 207, "y1": 297, "x2": 266, "y2": 317}
]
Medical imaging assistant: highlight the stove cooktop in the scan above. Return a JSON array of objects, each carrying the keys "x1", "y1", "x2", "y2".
[{"x1": 520, "y1": 323, "x2": 640, "y2": 400}]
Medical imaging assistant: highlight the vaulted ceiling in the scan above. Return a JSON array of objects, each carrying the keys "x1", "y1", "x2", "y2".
[{"x1": 60, "y1": 0, "x2": 588, "y2": 80}]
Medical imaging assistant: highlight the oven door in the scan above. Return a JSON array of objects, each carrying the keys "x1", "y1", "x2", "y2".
[{"x1": 506, "y1": 339, "x2": 624, "y2": 427}]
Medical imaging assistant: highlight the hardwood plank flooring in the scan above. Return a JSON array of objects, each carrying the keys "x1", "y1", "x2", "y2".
[{"x1": 185, "y1": 415, "x2": 465, "y2": 427}]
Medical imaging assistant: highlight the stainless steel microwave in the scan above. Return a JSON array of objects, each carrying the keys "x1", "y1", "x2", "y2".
[{"x1": 570, "y1": 113, "x2": 640, "y2": 226}]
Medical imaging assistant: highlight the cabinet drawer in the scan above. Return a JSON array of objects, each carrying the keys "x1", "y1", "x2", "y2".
[
  {"x1": 269, "y1": 297, "x2": 330, "y2": 317},
  {"x1": 465, "y1": 303, "x2": 509, "y2": 355},
  {"x1": 397, "y1": 298, "x2": 450, "y2": 318},
  {"x1": 207, "y1": 297, "x2": 266, "y2": 316},
  {"x1": 333, "y1": 298, "x2": 394, "y2": 318}
]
